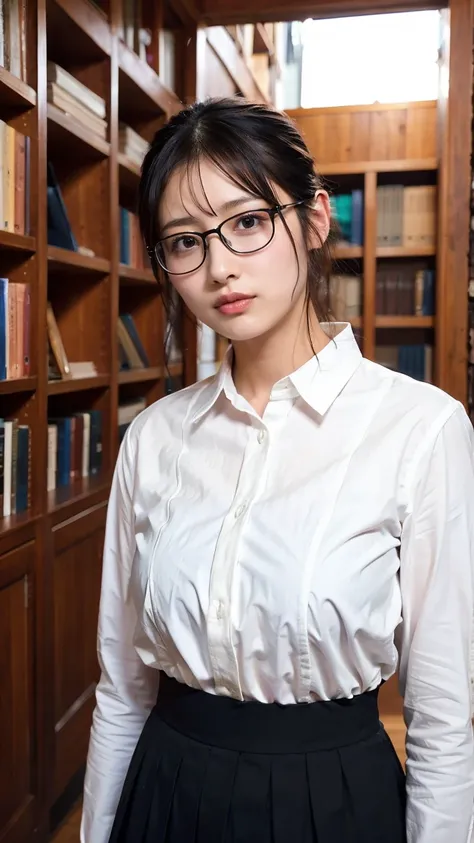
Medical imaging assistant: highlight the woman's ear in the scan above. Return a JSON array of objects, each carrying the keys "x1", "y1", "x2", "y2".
[{"x1": 307, "y1": 190, "x2": 331, "y2": 249}]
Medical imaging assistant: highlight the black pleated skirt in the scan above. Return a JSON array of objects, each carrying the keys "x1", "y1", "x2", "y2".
[{"x1": 108, "y1": 672, "x2": 406, "y2": 843}]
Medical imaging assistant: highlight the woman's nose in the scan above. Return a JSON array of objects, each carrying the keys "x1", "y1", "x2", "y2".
[{"x1": 206, "y1": 233, "x2": 240, "y2": 284}]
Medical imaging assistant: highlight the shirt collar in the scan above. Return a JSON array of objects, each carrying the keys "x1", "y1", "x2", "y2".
[{"x1": 190, "y1": 322, "x2": 362, "y2": 423}]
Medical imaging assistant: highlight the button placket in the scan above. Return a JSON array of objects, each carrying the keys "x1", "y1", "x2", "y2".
[{"x1": 207, "y1": 424, "x2": 271, "y2": 695}]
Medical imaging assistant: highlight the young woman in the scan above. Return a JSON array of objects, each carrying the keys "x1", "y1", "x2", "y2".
[{"x1": 81, "y1": 97, "x2": 474, "y2": 843}]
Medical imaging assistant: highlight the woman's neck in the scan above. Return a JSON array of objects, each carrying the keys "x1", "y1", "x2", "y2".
[{"x1": 231, "y1": 309, "x2": 329, "y2": 416}]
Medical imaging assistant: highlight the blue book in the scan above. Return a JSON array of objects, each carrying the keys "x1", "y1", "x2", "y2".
[
  {"x1": 350, "y1": 190, "x2": 364, "y2": 246},
  {"x1": 16, "y1": 425, "x2": 29, "y2": 513},
  {"x1": 422, "y1": 270, "x2": 435, "y2": 316},
  {"x1": 53, "y1": 417, "x2": 71, "y2": 486},
  {"x1": 120, "y1": 208, "x2": 130, "y2": 264}
]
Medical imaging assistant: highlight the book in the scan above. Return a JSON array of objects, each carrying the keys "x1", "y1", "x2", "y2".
[
  {"x1": 47, "y1": 162, "x2": 78, "y2": 251},
  {"x1": 47, "y1": 62, "x2": 106, "y2": 119},
  {"x1": 46, "y1": 302, "x2": 71, "y2": 378}
]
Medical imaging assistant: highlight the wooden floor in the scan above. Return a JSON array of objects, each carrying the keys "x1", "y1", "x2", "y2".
[
  {"x1": 51, "y1": 802, "x2": 82, "y2": 843},
  {"x1": 50, "y1": 719, "x2": 406, "y2": 842}
]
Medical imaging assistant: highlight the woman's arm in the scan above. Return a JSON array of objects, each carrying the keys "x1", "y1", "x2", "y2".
[
  {"x1": 80, "y1": 426, "x2": 160, "y2": 843},
  {"x1": 398, "y1": 401, "x2": 474, "y2": 842}
]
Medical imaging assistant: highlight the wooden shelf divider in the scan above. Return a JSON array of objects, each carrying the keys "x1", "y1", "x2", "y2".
[
  {"x1": 48, "y1": 246, "x2": 111, "y2": 276},
  {"x1": 118, "y1": 264, "x2": 156, "y2": 285},
  {"x1": 0, "y1": 376, "x2": 38, "y2": 395},
  {"x1": 0, "y1": 230, "x2": 36, "y2": 253},
  {"x1": 118, "y1": 367, "x2": 162, "y2": 385},
  {"x1": 47, "y1": 375, "x2": 110, "y2": 395},
  {"x1": 47, "y1": 102, "x2": 111, "y2": 158}
]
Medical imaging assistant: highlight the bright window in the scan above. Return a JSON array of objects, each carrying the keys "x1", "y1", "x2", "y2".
[{"x1": 300, "y1": 11, "x2": 441, "y2": 109}]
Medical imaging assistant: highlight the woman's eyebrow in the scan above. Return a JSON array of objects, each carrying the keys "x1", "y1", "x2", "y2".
[{"x1": 161, "y1": 195, "x2": 258, "y2": 235}]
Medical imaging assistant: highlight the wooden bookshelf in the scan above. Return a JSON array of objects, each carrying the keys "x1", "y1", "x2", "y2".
[
  {"x1": 0, "y1": 3, "x2": 470, "y2": 843},
  {"x1": 289, "y1": 101, "x2": 440, "y2": 377},
  {"x1": 0, "y1": 2, "x2": 207, "y2": 842}
]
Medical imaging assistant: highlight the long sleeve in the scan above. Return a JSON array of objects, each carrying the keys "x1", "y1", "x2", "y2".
[
  {"x1": 397, "y1": 402, "x2": 474, "y2": 843},
  {"x1": 80, "y1": 428, "x2": 160, "y2": 843}
]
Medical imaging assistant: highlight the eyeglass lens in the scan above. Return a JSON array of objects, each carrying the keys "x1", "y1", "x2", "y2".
[{"x1": 157, "y1": 209, "x2": 275, "y2": 274}]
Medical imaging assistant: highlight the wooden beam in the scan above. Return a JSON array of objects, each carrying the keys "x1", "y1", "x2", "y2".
[
  {"x1": 205, "y1": 27, "x2": 268, "y2": 102},
  {"x1": 198, "y1": 0, "x2": 443, "y2": 26},
  {"x1": 436, "y1": 0, "x2": 473, "y2": 405}
]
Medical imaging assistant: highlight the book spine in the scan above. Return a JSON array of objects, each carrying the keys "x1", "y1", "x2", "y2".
[
  {"x1": 2, "y1": 420, "x2": 12, "y2": 517},
  {"x1": 16, "y1": 425, "x2": 29, "y2": 513}
]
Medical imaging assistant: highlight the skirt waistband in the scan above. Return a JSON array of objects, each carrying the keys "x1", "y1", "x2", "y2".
[{"x1": 155, "y1": 672, "x2": 382, "y2": 755}]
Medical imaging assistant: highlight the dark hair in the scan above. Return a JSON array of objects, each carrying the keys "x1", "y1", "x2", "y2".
[{"x1": 138, "y1": 96, "x2": 335, "y2": 345}]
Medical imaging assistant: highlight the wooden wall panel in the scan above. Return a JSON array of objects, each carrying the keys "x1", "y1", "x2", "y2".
[
  {"x1": 51, "y1": 503, "x2": 106, "y2": 801},
  {"x1": 288, "y1": 101, "x2": 437, "y2": 168},
  {"x1": 0, "y1": 542, "x2": 36, "y2": 843}
]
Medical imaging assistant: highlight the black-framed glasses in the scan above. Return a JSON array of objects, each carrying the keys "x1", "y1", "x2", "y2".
[{"x1": 148, "y1": 201, "x2": 305, "y2": 276}]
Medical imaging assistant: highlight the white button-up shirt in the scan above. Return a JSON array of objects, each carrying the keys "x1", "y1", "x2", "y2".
[{"x1": 81, "y1": 322, "x2": 474, "y2": 843}]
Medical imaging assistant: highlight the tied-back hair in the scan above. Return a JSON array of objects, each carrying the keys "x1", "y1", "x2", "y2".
[{"x1": 138, "y1": 96, "x2": 337, "y2": 344}]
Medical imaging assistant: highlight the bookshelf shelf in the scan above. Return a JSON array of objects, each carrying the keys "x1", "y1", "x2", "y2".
[
  {"x1": 0, "y1": 510, "x2": 38, "y2": 545},
  {"x1": 47, "y1": 103, "x2": 111, "y2": 160},
  {"x1": 0, "y1": 377, "x2": 38, "y2": 395},
  {"x1": 376, "y1": 316, "x2": 434, "y2": 328},
  {"x1": 47, "y1": 375, "x2": 110, "y2": 395},
  {"x1": 47, "y1": 473, "x2": 111, "y2": 517},
  {"x1": 118, "y1": 367, "x2": 162, "y2": 385},
  {"x1": 0, "y1": 231, "x2": 36, "y2": 253},
  {"x1": 119, "y1": 264, "x2": 156, "y2": 285},
  {"x1": 48, "y1": 246, "x2": 111, "y2": 276},
  {"x1": 47, "y1": 0, "x2": 112, "y2": 60},
  {"x1": 334, "y1": 245, "x2": 363, "y2": 260},
  {"x1": 318, "y1": 158, "x2": 438, "y2": 176},
  {"x1": 0, "y1": 66, "x2": 36, "y2": 113},
  {"x1": 118, "y1": 41, "x2": 182, "y2": 120},
  {"x1": 376, "y1": 246, "x2": 436, "y2": 259}
]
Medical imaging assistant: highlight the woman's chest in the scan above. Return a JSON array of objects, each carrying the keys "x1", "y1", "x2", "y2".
[{"x1": 131, "y1": 409, "x2": 405, "y2": 620}]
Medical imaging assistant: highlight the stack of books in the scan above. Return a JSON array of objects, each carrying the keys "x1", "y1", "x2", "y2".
[
  {"x1": 0, "y1": 120, "x2": 30, "y2": 235},
  {"x1": 0, "y1": 278, "x2": 30, "y2": 380},
  {"x1": 376, "y1": 344, "x2": 433, "y2": 383},
  {"x1": 47, "y1": 61, "x2": 107, "y2": 140},
  {"x1": 377, "y1": 185, "x2": 436, "y2": 248},
  {"x1": 0, "y1": 418, "x2": 30, "y2": 516},
  {"x1": 329, "y1": 274, "x2": 362, "y2": 322},
  {"x1": 331, "y1": 190, "x2": 364, "y2": 246},
  {"x1": 0, "y1": 0, "x2": 28, "y2": 81},
  {"x1": 376, "y1": 264, "x2": 435, "y2": 316},
  {"x1": 119, "y1": 124, "x2": 149, "y2": 169},
  {"x1": 47, "y1": 411, "x2": 103, "y2": 491}
]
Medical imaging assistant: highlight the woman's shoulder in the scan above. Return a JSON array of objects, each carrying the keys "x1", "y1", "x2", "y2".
[
  {"x1": 360, "y1": 356, "x2": 464, "y2": 439},
  {"x1": 123, "y1": 374, "x2": 216, "y2": 445}
]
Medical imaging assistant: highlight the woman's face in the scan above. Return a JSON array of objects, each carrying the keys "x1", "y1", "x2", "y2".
[{"x1": 158, "y1": 159, "x2": 330, "y2": 343}]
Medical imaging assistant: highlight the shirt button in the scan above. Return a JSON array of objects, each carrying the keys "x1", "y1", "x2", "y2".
[
  {"x1": 235, "y1": 503, "x2": 247, "y2": 519},
  {"x1": 257, "y1": 429, "x2": 266, "y2": 444}
]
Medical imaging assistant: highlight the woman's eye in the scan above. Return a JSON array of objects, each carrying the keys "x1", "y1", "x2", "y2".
[
  {"x1": 236, "y1": 214, "x2": 261, "y2": 230},
  {"x1": 171, "y1": 235, "x2": 199, "y2": 252}
]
